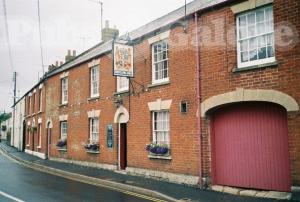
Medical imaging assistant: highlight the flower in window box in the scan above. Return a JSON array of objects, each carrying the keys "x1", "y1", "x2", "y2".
[
  {"x1": 27, "y1": 126, "x2": 37, "y2": 133},
  {"x1": 146, "y1": 143, "x2": 169, "y2": 155},
  {"x1": 84, "y1": 142, "x2": 99, "y2": 151},
  {"x1": 56, "y1": 138, "x2": 67, "y2": 148},
  {"x1": 1, "y1": 125, "x2": 7, "y2": 132}
]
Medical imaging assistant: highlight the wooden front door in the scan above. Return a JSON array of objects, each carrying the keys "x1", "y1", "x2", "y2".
[
  {"x1": 212, "y1": 102, "x2": 291, "y2": 192},
  {"x1": 120, "y1": 123, "x2": 127, "y2": 170}
]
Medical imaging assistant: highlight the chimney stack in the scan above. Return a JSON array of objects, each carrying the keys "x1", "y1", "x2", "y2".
[
  {"x1": 101, "y1": 20, "x2": 119, "y2": 42},
  {"x1": 65, "y1": 49, "x2": 76, "y2": 62}
]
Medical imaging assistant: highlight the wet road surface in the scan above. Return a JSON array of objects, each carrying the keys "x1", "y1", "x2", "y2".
[{"x1": 0, "y1": 153, "x2": 155, "y2": 202}]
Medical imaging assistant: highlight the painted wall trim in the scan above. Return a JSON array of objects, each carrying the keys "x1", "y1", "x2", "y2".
[
  {"x1": 46, "y1": 118, "x2": 53, "y2": 128},
  {"x1": 87, "y1": 110, "x2": 101, "y2": 118},
  {"x1": 148, "y1": 99, "x2": 172, "y2": 111},
  {"x1": 38, "y1": 118, "x2": 42, "y2": 124},
  {"x1": 88, "y1": 59, "x2": 100, "y2": 68},
  {"x1": 59, "y1": 115, "x2": 68, "y2": 121},
  {"x1": 114, "y1": 106, "x2": 129, "y2": 123},
  {"x1": 201, "y1": 88, "x2": 299, "y2": 117},
  {"x1": 60, "y1": 72, "x2": 69, "y2": 79},
  {"x1": 148, "y1": 30, "x2": 170, "y2": 45},
  {"x1": 231, "y1": 0, "x2": 273, "y2": 14}
]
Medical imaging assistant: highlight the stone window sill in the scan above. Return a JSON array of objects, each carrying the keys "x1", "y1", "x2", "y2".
[
  {"x1": 88, "y1": 96, "x2": 100, "y2": 101},
  {"x1": 147, "y1": 81, "x2": 170, "y2": 88},
  {"x1": 86, "y1": 150, "x2": 100, "y2": 154},
  {"x1": 37, "y1": 111, "x2": 43, "y2": 114},
  {"x1": 114, "y1": 90, "x2": 129, "y2": 95},
  {"x1": 26, "y1": 144, "x2": 30, "y2": 147},
  {"x1": 36, "y1": 146, "x2": 41, "y2": 149},
  {"x1": 57, "y1": 147, "x2": 67, "y2": 152},
  {"x1": 233, "y1": 61, "x2": 278, "y2": 73},
  {"x1": 59, "y1": 103, "x2": 68, "y2": 108},
  {"x1": 148, "y1": 154, "x2": 172, "y2": 160}
]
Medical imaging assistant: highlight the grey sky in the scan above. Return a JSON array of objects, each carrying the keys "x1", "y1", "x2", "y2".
[{"x1": 0, "y1": 0, "x2": 189, "y2": 112}]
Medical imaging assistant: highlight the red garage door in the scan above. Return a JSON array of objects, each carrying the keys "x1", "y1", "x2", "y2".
[{"x1": 212, "y1": 102, "x2": 291, "y2": 192}]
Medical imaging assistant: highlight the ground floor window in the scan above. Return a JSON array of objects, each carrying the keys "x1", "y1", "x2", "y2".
[
  {"x1": 37, "y1": 124, "x2": 42, "y2": 147},
  {"x1": 89, "y1": 118, "x2": 99, "y2": 144},
  {"x1": 27, "y1": 131, "x2": 30, "y2": 146},
  {"x1": 60, "y1": 121, "x2": 67, "y2": 140},
  {"x1": 152, "y1": 111, "x2": 170, "y2": 145}
]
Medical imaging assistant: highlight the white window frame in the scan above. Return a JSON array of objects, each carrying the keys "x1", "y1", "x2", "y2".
[
  {"x1": 152, "y1": 40, "x2": 169, "y2": 84},
  {"x1": 37, "y1": 123, "x2": 42, "y2": 148},
  {"x1": 32, "y1": 93, "x2": 35, "y2": 113},
  {"x1": 60, "y1": 121, "x2": 67, "y2": 140},
  {"x1": 90, "y1": 66, "x2": 99, "y2": 98},
  {"x1": 89, "y1": 118, "x2": 99, "y2": 144},
  {"x1": 236, "y1": 6, "x2": 275, "y2": 68},
  {"x1": 39, "y1": 90, "x2": 42, "y2": 112},
  {"x1": 27, "y1": 131, "x2": 30, "y2": 146},
  {"x1": 117, "y1": 76, "x2": 129, "y2": 92},
  {"x1": 28, "y1": 97, "x2": 31, "y2": 115},
  {"x1": 61, "y1": 77, "x2": 68, "y2": 104},
  {"x1": 152, "y1": 111, "x2": 170, "y2": 145}
]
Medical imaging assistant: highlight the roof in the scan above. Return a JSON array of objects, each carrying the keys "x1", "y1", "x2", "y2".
[
  {"x1": 46, "y1": 0, "x2": 228, "y2": 78},
  {"x1": 17, "y1": 0, "x2": 229, "y2": 105}
]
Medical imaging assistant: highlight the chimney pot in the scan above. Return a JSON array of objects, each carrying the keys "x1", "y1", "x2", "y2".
[
  {"x1": 60, "y1": 61, "x2": 63, "y2": 66},
  {"x1": 55, "y1": 61, "x2": 59, "y2": 67},
  {"x1": 105, "y1": 20, "x2": 109, "y2": 28},
  {"x1": 73, "y1": 50, "x2": 76, "y2": 57},
  {"x1": 68, "y1": 50, "x2": 71, "y2": 56}
]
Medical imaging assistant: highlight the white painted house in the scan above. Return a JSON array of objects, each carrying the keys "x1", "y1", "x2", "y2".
[{"x1": 12, "y1": 97, "x2": 26, "y2": 150}]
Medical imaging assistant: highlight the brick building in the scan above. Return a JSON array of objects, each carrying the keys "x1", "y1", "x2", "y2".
[
  {"x1": 198, "y1": 0, "x2": 299, "y2": 192},
  {"x1": 22, "y1": 0, "x2": 299, "y2": 193},
  {"x1": 24, "y1": 81, "x2": 46, "y2": 159}
]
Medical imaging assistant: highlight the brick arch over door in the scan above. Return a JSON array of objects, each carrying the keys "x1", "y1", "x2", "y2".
[{"x1": 201, "y1": 88, "x2": 299, "y2": 117}]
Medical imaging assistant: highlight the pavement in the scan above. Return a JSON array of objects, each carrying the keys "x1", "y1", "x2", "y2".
[{"x1": 0, "y1": 142, "x2": 299, "y2": 202}]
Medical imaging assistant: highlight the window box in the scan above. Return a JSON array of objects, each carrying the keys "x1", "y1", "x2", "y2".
[
  {"x1": 84, "y1": 142, "x2": 100, "y2": 153},
  {"x1": 146, "y1": 143, "x2": 170, "y2": 156},
  {"x1": 56, "y1": 138, "x2": 67, "y2": 149},
  {"x1": 27, "y1": 126, "x2": 37, "y2": 133}
]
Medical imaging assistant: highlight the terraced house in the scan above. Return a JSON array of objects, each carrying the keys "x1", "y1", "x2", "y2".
[{"x1": 21, "y1": 0, "x2": 299, "y2": 194}]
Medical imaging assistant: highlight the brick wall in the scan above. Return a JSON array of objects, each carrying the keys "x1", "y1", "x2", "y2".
[
  {"x1": 199, "y1": 0, "x2": 300, "y2": 185},
  {"x1": 24, "y1": 85, "x2": 46, "y2": 156},
  {"x1": 45, "y1": 17, "x2": 200, "y2": 177}
]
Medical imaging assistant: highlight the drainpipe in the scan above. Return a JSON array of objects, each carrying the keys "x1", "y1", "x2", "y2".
[{"x1": 194, "y1": 12, "x2": 202, "y2": 187}]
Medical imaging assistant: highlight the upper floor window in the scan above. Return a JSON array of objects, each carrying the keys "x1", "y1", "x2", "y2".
[
  {"x1": 152, "y1": 40, "x2": 169, "y2": 84},
  {"x1": 38, "y1": 90, "x2": 42, "y2": 112},
  {"x1": 27, "y1": 97, "x2": 31, "y2": 115},
  {"x1": 32, "y1": 93, "x2": 35, "y2": 113},
  {"x1": 90, "y1": 66, "x2": 99, "y2": 98},
  {"x1": 60, "y1": 121, "x2": 68, "y2": 140},
  {"x1": 152, "y1": 111, "x2": 170, "y2": 145},
  {"x1": 89, "y1": 118, "x2": 99, "y2": 144},
  {"x1": 61, "y1": 77, "x2": 68, "y2": 104},
  {"x1": 237, "y1": 6, "x2": 275, "y2": 68},
  {"x1": 117, "y1": 76, "x2": 129, "y2": 92}
]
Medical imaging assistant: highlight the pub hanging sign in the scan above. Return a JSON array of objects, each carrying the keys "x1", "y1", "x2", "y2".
[{"x1": 113, "y1": 43, "x2": 134, "y2": 78}]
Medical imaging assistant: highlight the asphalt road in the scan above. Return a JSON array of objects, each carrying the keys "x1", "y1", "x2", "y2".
[{"x1": 0, "y1": 153, "x2": 155, "y2": 202}]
